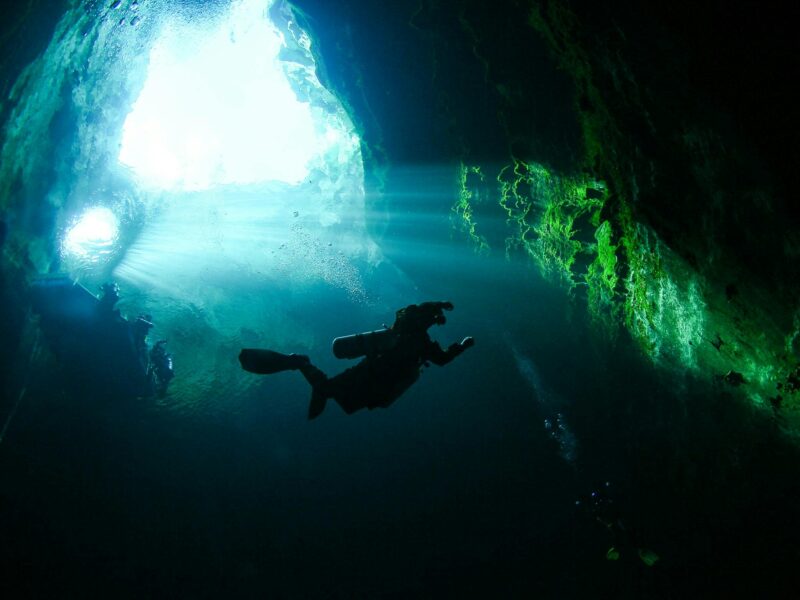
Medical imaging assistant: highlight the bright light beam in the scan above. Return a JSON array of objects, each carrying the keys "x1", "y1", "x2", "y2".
[
  {"x1": 118, "y1": 0, "x2": 319, "y2": 190},
  {"x1": 112, "y1": 0, "x2": 373, "y2": 340},
  {"x1": 113, "y1": 188, "x2": 367, "y2": 301},
  {"x1": 62, "y1": 206, "x2": 120, "y2": 263}
]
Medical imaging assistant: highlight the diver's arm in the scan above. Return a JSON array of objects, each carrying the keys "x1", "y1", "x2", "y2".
[{"x1": 426, "y1": 337, "x2": 474, "y2": 366}]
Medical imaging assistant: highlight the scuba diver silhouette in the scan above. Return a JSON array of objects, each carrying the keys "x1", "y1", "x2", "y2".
[
  {"x1": 239, "y1": 301, "x2": 474, "y2": 419},
  {"x1": 148, "y1": 340, "x2": 175, "y2": 398}
]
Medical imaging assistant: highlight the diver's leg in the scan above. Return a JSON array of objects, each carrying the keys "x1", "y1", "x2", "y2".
[
  {"x1": 298, "y1": 364, "x2": 327, "y2": 388},
  {"x1": 299, "y1": 364, "x2": 331, "y2": 420},
  {"x1": 324, "y1": 365, "x2": 371, "y2": 415},
  {"x1": 300, "y1": 364, "x2": 367, "y2": 416},
  {"x1": 239, "y1": 349, "x2": 310, "y2": 374},
  {"x1": 300, "y1": 361, "x2": 374, "y2": 418}
]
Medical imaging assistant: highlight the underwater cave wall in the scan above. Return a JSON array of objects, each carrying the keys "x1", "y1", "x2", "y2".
[
  {"x1": 1, "y1": 0, "x2": 396, "y2": 416},
  {"x1": 289, "y1": 0, "x2": 800, "y2": 432},
  {"x1": 2, "y1": 0, "x2": 799, "y2": 429},
  {"x1": 0, "y1": 0, "x2": 72, "y2": 403},
  {"x1": 0, "y1": 0, "x2": 184, "y2": 406},
  {"x1": 523, "y1": 0, "x2": 800, "y2": 425}
]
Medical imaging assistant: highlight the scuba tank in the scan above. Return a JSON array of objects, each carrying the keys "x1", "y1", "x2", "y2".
[{"x1": 332, "y1": 328, "x2": 398, "y2": 359}]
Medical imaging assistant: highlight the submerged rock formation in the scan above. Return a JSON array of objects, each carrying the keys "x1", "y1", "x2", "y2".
[
  {"x1": 292, "y1": 0, "x2": 800, "y2": 431},
  {"x1": 1, "y1": 1, "x2": 799, "y2": 597}
]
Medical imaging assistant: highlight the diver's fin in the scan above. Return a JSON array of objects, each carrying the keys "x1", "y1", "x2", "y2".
[
  {"x1": 308, "y1": 391, "x2": 326, "y2": 420},
  {"x1": 239, "y1": 349, "x2": 309, "y2": 374}
]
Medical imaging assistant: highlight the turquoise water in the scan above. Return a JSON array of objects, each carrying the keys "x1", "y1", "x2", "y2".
[{"x1": 2, "y1": 1, "x2": 799, "y2": 597}]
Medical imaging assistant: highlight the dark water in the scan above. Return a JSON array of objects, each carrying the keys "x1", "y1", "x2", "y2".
[
  {"x1": 5, "y1": 250, "x2": 798, "y2": 598},
  {"x1": 2, "y1": 1, "x2": 800, "y2": 598}
]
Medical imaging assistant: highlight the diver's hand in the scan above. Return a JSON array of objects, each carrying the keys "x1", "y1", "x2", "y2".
[{"x1": 460, "y1": 336, "x2": 475, "y2": 349}]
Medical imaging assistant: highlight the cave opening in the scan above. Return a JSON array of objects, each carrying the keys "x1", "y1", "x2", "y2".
[{"x1": 1, "y1": 0, "x2": 800, "y2": 598}]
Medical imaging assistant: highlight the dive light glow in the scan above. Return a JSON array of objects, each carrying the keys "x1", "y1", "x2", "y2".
[
  {"x1": 118, "y1": 0, "x2": 319, "y2": 190},
  {"x1": 63, "y1": 206, "x2": 120, "y2": 262}
]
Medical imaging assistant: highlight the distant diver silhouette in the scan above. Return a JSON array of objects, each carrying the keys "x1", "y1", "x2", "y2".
[
  {"x1": 239, "y1": 301, "x2": 474, "y2": 419},
  {"x1": 29, "y1": 278, "x2": 175, "y2": 399}
]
